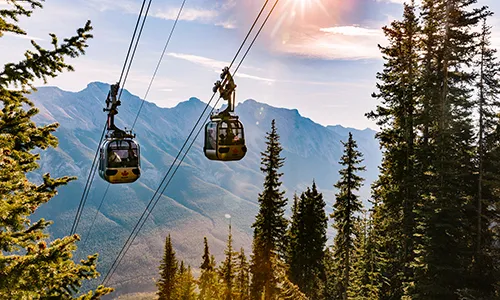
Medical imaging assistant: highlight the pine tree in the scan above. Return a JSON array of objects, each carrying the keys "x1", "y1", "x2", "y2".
[
  {"x1": 0, "y1": 1, "x2": 112, "y2": 298},
  {"x1": 287, "y1": 181, "x2": 327, "y2": 298},
  {"x1": 331, "y1": 132, "x2": 366, "y2": 300},
  {"x1": 198, "y1": 237, "x2": 221, "y2": 300},
  {"x1": 219, "y1": 223, "x2": 236, "y2": 300},
  {"x1": 157, "y1": 234, "x2": 178, "y2": 300},
  {"x1": 234, "y1": 248, "x2": 250, "y2": 300},
  {"x1": 250, "y1": 119, "x2": 288, "y2": 300}
]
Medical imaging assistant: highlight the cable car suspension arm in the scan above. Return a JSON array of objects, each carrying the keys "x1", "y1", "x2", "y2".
[
  {"x1": 213, "y1": 67, "x2": 236, "y2": 116},
  {"x1": 103, "y1": 83, "x2": 134, "y2": 139}
]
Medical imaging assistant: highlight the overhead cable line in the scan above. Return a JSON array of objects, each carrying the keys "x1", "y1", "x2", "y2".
[
  {"x1": 118, "y1": 0, "x2": 154, "y2": 101},
  {"x1": 131, "y1": 0, "x2": 188, "y2": 130},
  {"x1": 69, "y1": 0, "x2": 153, "y2": 236},
  {"x1": 70, "y1": 124, "x2": 106, "y2": 235},
  {"x1": 78, "y1": 0, "x2": 186, "y2": 257},
  {"x1": 79, "y1": 184, "x2": 111, "y2": 255},
  {"x1": 117, "y1": 0, "x2": 149, "y2": 85},
  {"x1": 100, "y1": 0, "x2": 280, "y2": 286}
]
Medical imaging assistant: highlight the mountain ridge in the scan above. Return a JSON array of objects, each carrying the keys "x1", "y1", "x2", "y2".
[{"x1": 28, "y1": 81, "x2": 381, "y2": 296}]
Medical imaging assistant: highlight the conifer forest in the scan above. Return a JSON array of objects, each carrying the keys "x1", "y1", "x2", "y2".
[{"x1": 1, "y1": 0, "x2": 500, "y2": 299}]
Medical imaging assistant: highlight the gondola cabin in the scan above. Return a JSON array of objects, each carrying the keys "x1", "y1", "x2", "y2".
[
  {"x1": 204, "y1": 116, "x2": 247, "y2": 161},
  {"x1": 99, "y1": 138, "x2": 141, "y2": 184}
]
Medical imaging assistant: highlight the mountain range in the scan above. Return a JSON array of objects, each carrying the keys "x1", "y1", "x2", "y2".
[{"x1": 28, "y1": 82, "x2": 382, "y2": 296}]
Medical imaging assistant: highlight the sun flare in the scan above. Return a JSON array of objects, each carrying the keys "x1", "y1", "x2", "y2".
[
  {"x1": 284, "y1": 0, "x2": 328, "y2": 19},
  {"x1": 271, "y1": 0, "x2": 329, "y2": 38}
]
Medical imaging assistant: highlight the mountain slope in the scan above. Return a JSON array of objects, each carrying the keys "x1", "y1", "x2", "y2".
[{"x1": 28, "y1": 82, "x2": 381, "y2": 295}]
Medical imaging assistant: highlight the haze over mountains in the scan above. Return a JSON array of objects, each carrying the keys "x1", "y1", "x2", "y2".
[{"x1": 29, "y1": 82, "x2": 381, "y2": 295}]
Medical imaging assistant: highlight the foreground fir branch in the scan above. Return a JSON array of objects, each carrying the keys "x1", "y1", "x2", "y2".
[{"x1": 0, "y1": 1, "x2": 112, "y2": 298}]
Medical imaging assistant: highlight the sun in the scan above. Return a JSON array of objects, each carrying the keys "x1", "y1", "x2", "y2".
[
  {"x1": 270, "y1": 0, "x2": 329, "y2": 39},
  {"x1": 289, "y1": 0, "x2": 311, "y2": 13},
  {"x1": 284, "y1": 0, "x2": 328, "y2": 18}
]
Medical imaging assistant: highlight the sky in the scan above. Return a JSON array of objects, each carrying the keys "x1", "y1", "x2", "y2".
[{"x1": 1, "y1": 0, "x2": 500, "y2": 130}]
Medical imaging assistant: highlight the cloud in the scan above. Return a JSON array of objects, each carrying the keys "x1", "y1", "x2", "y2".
[
  {"x1": 375, "y1": 0, "x2": 422, "y2": 4},
  {"x1": 274, "y1": 25, "x2": 386, "y2": 60},
  {"x1": 2, "y1": 31, "x2": 44, "y2": 41},
  {"x1": 166, "y1": 52, "x2": 275, "y2": 83},
  {"x1": 165, "y1": 52, "x2": 375, "y2": 86},
  {"x1": 85, "y1": 0, "x2": 137, "y2": 14},
  {"x1": 153, "y1": 7, "x2": 218, "y2": 22},
  {"x1": 236, "y1": 73, "x2": 275, "y2": 83},
  {"x1": 167, "y1": 52, "x2": 226, "y2": 70},
  {"x1": 85, "y1": 0, "x2": 233, "y2": 28},
  {"x1": 215, "y1": 20, "x2": 237, "y2": 29},
  {"x1": 320, "y1": 26, "x2": 382, "y2": 37}
]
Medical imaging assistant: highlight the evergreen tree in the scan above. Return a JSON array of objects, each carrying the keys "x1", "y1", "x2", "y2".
[
  {"x1": 198, "y1": 237, "x2": 221, "y2": 300},
  {"x1": 366, "y1": 2, "x2": 420, "y2": 298},
  {"x1": 472, "y1": 15, "x2": 500, "y2": 298},
  {"x1": 285, "y1": 192, "x2": 300, "y2": 268},
  {"x1": 175, "y1": 263, "x2": 197, "y2": 300},
  {"x1": 219, "y1": 222, "x2": 236, "y2": 300},
  {"x1": 286, "y1": 193, "x2": 303, "y2": 285},
  {"x1": 367, "y1": 0, "x2": 493, "y2": 297},
  {"x1": 348, "y1": 211, "x2": 379, "y2": 300},
  {"x1": 331, "y1": 132, "x2": 366, "y2": 300},
  {"x1": 157, "y1": 234, "x2": 178, "y2": 300},
  {"x1": 250, "y1": 119, "x2": 288, "y2": 300},
  {"x1": 0, "y1": 1, "x2": 112, "y2": 298},
  {"x1": 287, "y1": 181, "x2": 327, "y2": 299},
  {"x1": 273, "y1": 255, "x2": 309, "y2": 300},
  {"x1": 322, "y1": 247, "x2": 337, "y2": 299},
  {"x1": 235, "y1": 248, "x2": 250, "y2": 300},
  {"x1": 413, "y1": 0, "x2": 488, "y2": 297}
]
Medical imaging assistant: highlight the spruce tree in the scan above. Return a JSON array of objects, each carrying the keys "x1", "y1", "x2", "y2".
[
  {"x1": 273, "y1": 255, "x2": 309, "y2": 300},
  {"x1": 331, "y1": 132, "x2": 366, "y2": 300},
  {"x1": 198, "y1": 237, "x2": 221, "y2": 300},
  {"x1": 366, "y1": 2, "x2": 420, "y2": 297},
  {"x1": 367, "y1": 0, "x2": 493, "y2": 297},
  {"x1": 234, "y1": 248, "x2": 250, "y2": 300},
  {"x1": 286, "y1": 193, "x2": 303, "y2": 286},
  {"x1": 285, "y1": 193, "x2": 300, "y2": 261},
  {"x1": 250, "y1": 119, "x2": 288, "y2": 300},
  {"x1": 348, "y1": 210, "x2": 379, "y2": 300},
  {"x1": 219, "y1": 223, "x2": 236, "y2": 300},
  {"x1": 175, "y1": 263, "x2": 197, "y2": 300},
  {"x1": 322, "y1": 247, "x2": 337, "y2": 299},
  {"x1": 0, "y1": 1, "x2": 112, "y2": 298},
  {"x1": 157, "y1": 234, "x2": 178, "y2": 300},
  {"x1": 287, "y1": 182, "x2": 327, "y2": 298},
  {"x1": 471, "y1": 15, "x2": 500, "y2": 298},
  {"x1": 414, "y1": 0, "x2": 488, "y2": 297}
]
